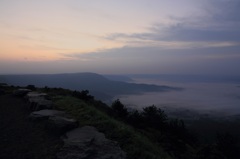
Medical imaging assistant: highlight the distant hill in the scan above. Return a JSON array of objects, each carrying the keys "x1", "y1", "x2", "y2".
[
  {"x1": 103, "y1": 74, "x2": 134, "y2": 82},
  {"x1": 0, "y1": 72, "x2": 181, "y2": 100},
  {"x1": 129, "y1": 74, "x2": 240, "y2": 83}
]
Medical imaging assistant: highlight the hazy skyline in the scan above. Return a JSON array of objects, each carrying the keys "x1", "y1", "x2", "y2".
[{"x1": 0, "y1": 0, "x2": 240, "y2": 75}]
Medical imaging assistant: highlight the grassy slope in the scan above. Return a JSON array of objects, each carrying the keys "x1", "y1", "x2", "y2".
[{"x1": 54, "y1": 96, "x2": 172, "y2": 159}]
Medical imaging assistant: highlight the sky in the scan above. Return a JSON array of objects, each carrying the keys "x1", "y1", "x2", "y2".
[{"x1": 0, "y1": 0, "x2": 240, "y2": 75}]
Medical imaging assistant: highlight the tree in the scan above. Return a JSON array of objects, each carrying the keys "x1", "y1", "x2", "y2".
[
  {"x1": 72, "y1": 90, "x2": 94, "y2": 101},
  {"x1": 26, "y1": 85, "x2": 36, "y2": 91},
  {"x1": 111, "y1": 99, "x2": 128, "y2": 119},
  {"x1": 127, "y1": 110, "x2": 144, "y2": 128},
  {"x1": 142, "y1": 105, "x2": 167, "y2": 130}
]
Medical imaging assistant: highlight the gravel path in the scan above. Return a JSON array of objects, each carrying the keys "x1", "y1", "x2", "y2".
[{"x1": 0, "y1": 94, "x2": 63, "y2": 159}]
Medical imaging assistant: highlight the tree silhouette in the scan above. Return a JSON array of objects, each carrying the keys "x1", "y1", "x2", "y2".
[
  {"x1": 142, "y1": 105, "x2": 167, "y2": 130},
  {"x1": 111, "y1": 99, "x2": 128, "y2": 119},
  {"x1": 127, "y1": 110, "x2": 144, "y2": 128},
  {"x1": 72, "y1": 90, "x2": 94, "y2": 101}
]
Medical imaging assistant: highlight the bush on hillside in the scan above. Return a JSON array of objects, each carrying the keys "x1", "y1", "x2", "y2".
[
  {"x1": 111, "y1": 99, "x2": 128, "y2": 119},
  {"x1": 72, "y1": 90, "x2": 94, "y2": 101},
  {"x1": 142, "y1": 105, "x2": 168, "y2": 130}
]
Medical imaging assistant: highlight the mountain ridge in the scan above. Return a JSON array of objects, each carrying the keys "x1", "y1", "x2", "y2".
[{"x1": 0, "y1": 72, "x2": 181, "y2": 100}]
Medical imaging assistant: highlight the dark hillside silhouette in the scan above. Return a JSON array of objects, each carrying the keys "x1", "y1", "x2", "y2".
[{"x1": 0, "y1": 72, "x2": 181, "y2": 100}]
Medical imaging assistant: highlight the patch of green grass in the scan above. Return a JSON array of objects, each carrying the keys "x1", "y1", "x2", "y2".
[{"x1": 54, "y1": 96, "x2": 172, "y2": 159}]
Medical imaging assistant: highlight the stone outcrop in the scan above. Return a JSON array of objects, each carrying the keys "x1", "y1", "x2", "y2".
[
  {"x1": 13, "y1": 89, "x2": 126, "y2": 158},
  {"x1": 29, "y1": 97, "x2": 53, "y2": 111},
  {"x1": 46, "y1": 116, "x2": 79, "y2": 134},
  {"x1": 29, "y1": 109, "x2": 66, "y2": 121},
  {"x1": 57, "y1": 126, "x2": 126, "y2": 159},
  {"x1": 13, "y1": 89, "x2": 31, "y2": 97},
  {"x1": 25, "y1": 92, "x2": 53, "y2": 111},
  {"x1": 25, "y1": 92, "x2": 49, "y2": 100}
]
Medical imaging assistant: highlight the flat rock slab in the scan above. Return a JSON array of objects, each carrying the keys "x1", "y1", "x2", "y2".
[
  {"x1": 13, "y1": 89, "x2": 31, "y2": 97},
  {"x1": 57, "y1": 126, "x2": 126, "y2": 159},
  {"x1": 46, "y1": 116, "x2": 79, "y2": 134},
  {"x1": 29, "y1": 97, "x2": 53, "y2": 111},
  {"x1": 29, "y1": 109, "x2": 65, "y2": 121},
  {"x1": 26, "y1": 92, "x2": 49, "y2": 100}
]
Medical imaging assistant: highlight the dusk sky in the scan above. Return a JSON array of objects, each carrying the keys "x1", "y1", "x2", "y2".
[{"x1": 0, "y1": 0, "x2": 240, "y2": 75}]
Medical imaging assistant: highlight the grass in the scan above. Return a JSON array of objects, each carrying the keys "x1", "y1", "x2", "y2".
[{"x1": 54, "y1": 96, "x2": 172, "y2": 159}]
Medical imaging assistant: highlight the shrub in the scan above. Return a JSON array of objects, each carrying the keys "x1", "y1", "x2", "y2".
[
  {"x1": 26, "y1": 85, "x2": 36, "y2": 91},
  {"x1": 142, "y1": 105, "x2": 167, "y2": 130},
  {"x1": 72, "y1": 90, "x2": 94, "y2": 101},
  {"x1": 111, "y1": 99, "x2": 128, "y2": 119}
]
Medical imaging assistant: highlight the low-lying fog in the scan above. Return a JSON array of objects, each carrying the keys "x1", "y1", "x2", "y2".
[{"x1": 115, "y1": 78, "x2": 240, "y2": 118}]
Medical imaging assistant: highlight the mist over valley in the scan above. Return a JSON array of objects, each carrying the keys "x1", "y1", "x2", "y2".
[
  {"x1": 116, "y1": 74, "x2": 240, "y2": 119},
  {"x1": 1, "y1": 72, "x2": 240, "y2": 119}
]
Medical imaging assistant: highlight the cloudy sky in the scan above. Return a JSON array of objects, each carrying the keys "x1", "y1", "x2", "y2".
[{"x1": 0, "y1": 0, "x2": 240, "y2": 75}]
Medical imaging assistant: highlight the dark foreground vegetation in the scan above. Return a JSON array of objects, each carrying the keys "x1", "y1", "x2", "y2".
[
  {"x1": 109, "y1": 100, "x2": 240, "y2": 159},
  {"x1": 1, "y1": 84, "x2": 240, "y2": 159},
  {"x1": 0, "y1": 86, "x2": 62, "y2": 159}
]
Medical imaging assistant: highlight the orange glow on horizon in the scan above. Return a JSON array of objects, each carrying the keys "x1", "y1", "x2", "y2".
[{"x1": 0, "y1": 35, "x2": 124, "y2": 62}]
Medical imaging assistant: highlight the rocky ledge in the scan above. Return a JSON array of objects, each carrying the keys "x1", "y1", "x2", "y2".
[
  {"x1": 57, "y1": 126, "x2": 126, "y2": 159},
  {"x1": 14, "y1": 88, "x2": 126, "y2": 159}
]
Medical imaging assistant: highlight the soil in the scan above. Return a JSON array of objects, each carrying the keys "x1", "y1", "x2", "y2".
[{"x1": 0, "y1": 94, "x2": 63, "y2": 159}]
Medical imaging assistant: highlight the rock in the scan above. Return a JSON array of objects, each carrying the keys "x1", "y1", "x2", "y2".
[
  {"x1": 29, "y1": 97, "x2": 53, "y2": 111},
  {"x1": 29, "y1": 109, "x2": 65, "y2": 121},
  {"x1": 46, "y1": 116, "x2": 78, "y2": 134},
  {"x1": 24, "y1": 92, "x2": 52, "y2": 111},
  {"x1": 13, "y1": 89, "x2": 31, "y2": 97},
  {"x1": 57, "y1": 126, "x2": 126, "y2": 159},
  {"x1": 25, "y1": 92, "x2": 49, "y2": 100},
  {"x1": 35, "y1": 99, "x2": 53, "y2": 110}
]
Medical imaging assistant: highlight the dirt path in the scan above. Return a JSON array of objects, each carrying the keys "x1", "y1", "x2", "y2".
[{"x1": 0, "y1": 94, "x2": 62, "y2": 159}]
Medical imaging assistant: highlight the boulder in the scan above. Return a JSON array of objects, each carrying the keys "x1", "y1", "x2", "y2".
[
  {"x1": 29, "y1": 109, "x2": 65, "y2": 121},
  {"x1": 46, "y1": 116, "x2": 79, "y2": 134},
  {"x1": 13, "y1": 89, "x2": 31, "y2": 97},
  {"x1": 29, "y1": 97, "x2": 53, "y2": 111},
  {"x1": 25, "y1": 92, "x2": 49, "y2": 100},
  {"x1": 36, "y1": 99, "x2": 53, "y2": 110},
  {"x1": 57, "y1": 126, "x2": 126, "y2": 159}
]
